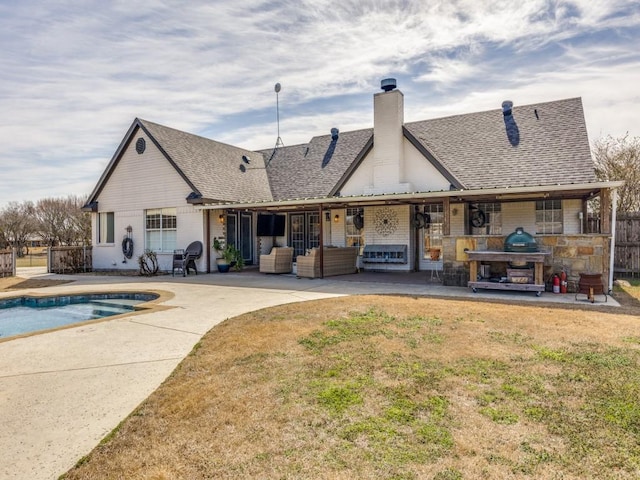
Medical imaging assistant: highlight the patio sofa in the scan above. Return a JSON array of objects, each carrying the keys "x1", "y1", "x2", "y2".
[
  {"x1": 296, "y1": 246, "x2": 358, "y2": 278},
  {"x1": 259, "y1": 246, "x2": 294, "y2": 274}
]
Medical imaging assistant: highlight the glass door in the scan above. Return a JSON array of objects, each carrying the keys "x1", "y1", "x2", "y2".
[
  {"x1": 307, "y1": 212, "x2": 320, "y2": 249},
  {"x1": 423, "y1": 204, "x2": 444, "y2": 261},
  {"x1": 290, "y1": 214, "x2": 305, "y2": 259},
  {"x1": 240, "y1": 213, "x2": 253, "y2": 264},
  {"x1": 226, "y1": 214, "x2": 237, "y2": 249},
  {"x1": 289, "y1": 212, "x2": 320, "y2": 260}
]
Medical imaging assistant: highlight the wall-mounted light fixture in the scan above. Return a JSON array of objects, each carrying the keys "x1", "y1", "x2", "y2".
[
  {"x1": 334, "y1": 214, "x2": 340, "y2": 223},
  {"x1": 218, "y1": 214, "x2": 225, "y2": 224}
]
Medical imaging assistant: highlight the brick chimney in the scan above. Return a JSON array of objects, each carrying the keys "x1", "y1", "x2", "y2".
[{"x1": 364, "y1": 79, "x2": 413, "y2": 195}]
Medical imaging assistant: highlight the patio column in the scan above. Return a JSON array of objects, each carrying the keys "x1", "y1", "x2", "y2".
[
  {"x1": 443, "y1": 197, "x2": 450, "y2": 236},
  {"x1": 600, "y1": 189, "x2": 611, "y2": 234},
  {"x1": 609, "y1": 188, "x2": 618, "y2": 294}
]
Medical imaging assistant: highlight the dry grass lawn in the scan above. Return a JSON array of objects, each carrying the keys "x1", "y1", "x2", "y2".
[
  {"x1": 60, "y1": 286, "x2": 640, "y2": 480},
  {"x1": 0, "y1": 276, "x2": 73, "y2": 290}
]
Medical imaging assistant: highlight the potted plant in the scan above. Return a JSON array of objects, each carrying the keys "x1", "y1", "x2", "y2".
[
  {"x1": 212, "y1": 238, "x2": 244, "y2": 272},
  {"x1": 212, "y1": 238, "x2": 229, "y2": 273}
]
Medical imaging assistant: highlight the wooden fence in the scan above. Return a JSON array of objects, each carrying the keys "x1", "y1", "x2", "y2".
[
  {"x1": 614, "y1": 213, "x2": 640, "y2": 278},
  {"x1": 48, "y1": 246, "x2": 92, "y2": 274},
  {"x1": 0, "y1": 249, "x2": 16, "y2": 277}
]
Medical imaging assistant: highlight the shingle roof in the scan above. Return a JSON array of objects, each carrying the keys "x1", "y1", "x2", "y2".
[
  {"x1": 404, "y1": 97, "x2": 596, "y2": 190},
  {"x1": 139, "y1": 119, "x2": 273, "y2": 203},
  {"x1": 89, "y1": 97, "x2": 597, "y2": 208},
  {"x1": 260, "y1": 128, "x2": 373, "y2": 201}
]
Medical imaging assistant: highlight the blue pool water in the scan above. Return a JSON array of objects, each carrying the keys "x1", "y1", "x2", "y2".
[{"x1": 0, "y1": 293, "x2": 158, "y2": 339}]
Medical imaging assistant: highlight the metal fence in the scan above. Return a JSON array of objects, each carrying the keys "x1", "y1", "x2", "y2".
[
  {"x1": 0, "y1": 249, "x2": 16, "y2": 277},
  {"x1": 48, "y1": 246, "x2": 92, "y2": 274}
]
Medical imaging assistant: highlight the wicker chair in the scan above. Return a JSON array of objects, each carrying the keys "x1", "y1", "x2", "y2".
[
  {"x1": 259, "y1": 247, "x2": 293, "y2": 274},
  {"x1": 172, "y1": 241, "x2": 203, "y2": 276}
]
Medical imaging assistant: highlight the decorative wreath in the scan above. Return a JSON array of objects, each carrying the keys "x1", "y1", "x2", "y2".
[
  {"x1": 413, "y1": 212, "x2": 426, "y2": 229},
  {"x1": 374, "y1": 207, "x2": 399, "y2": 236},
  {"x1": 353, "y1": 213, "x2": 364, "y2": 230},
  {"x1": 470, "y1": 208, "x2": 486, "y2": 228},
  {"x1": 122, "y1": 237, "x2": 134, "y2": 259}
]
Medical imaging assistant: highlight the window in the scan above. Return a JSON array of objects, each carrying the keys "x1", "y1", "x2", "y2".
[
  {"x1": 536, "y1": 199, "x2": 562, "y2": 234},
  {"x1": 98, "y1": 212, "x2": 114, "y2": 244},
  {"x1": 423, "y1": 204, "x2": 443, "y2": 259},
  {"x1": 145, "y1": 208, "x2": 177, "y2": 252},
  {"x1": 346, "y1": 207, "x2": 364, "y2": 254},
  {"x1": 471, "y1": 203, "x2": 502, "y2": 235}
]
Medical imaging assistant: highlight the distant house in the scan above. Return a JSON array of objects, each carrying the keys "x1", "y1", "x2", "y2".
[{"x1": 83, "y1": 80, "x2": 622, "y2": 292}]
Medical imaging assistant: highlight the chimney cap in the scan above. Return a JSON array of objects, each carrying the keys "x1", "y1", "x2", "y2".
[
  {"x1": 381, "y1": 78, "x2": 397, "y2": 92},
  {"x1": 502, "y1": 100, "x2": 513, "y2": 116}
]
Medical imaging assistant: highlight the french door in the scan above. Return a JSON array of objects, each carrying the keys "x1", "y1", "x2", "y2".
[
  {"x1": 289, "y1": 212, "x2": 320, "y2": 260},
  {"x1": 226, "y1": 213, "x2": 253, "y2": 264}
]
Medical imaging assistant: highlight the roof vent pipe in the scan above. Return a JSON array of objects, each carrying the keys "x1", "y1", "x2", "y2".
[
  {"x1": 380, "y1": 78, "x2": 397, "y2": 92},
  {"x1": 331, "y1": 127, "x2": 339, "y2": 140},
  {"x1": 502, "y1": 100, "x2": 513, "y2": 116}
]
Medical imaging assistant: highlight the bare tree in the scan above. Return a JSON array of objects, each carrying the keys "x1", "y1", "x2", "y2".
[
  {"x1": 64, "y1": 195, "x2": 91, "y2": 246},
  {"x1": 34, "y1": 195, "x2": 91, "y2": 246},
  {"x1": 0, "y1": 227, "x2": 7, "y2": 249},
  {"x1": 593, "y1": 134, "x2": 640, "y2": 214},
  {"x1": 35, "y1": 198, "x2": 68, "y2": 246},
  {"x1": 0, "y1": 201, "x2": 37, "y2": 256}
]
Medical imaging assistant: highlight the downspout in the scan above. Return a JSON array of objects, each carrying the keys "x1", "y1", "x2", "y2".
[
  {"x1": 205, "y1": 211, "x2": 211, "y2": 273},
  {"x1": 319, "y1": 204, "x2": 324, "y2": 279},
  {"x1": 608, "y1": 188, "x2": 618, "y2": 294},
  {"x1": 414, "y1": 207, "x2": 420, "y2": 272}
]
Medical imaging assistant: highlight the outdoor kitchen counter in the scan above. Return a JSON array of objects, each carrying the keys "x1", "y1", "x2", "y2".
[{"x1": 466, "y1": 250, "x2": 549, "y2": 296}]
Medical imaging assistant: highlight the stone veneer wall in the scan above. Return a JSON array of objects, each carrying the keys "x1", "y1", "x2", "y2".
[{"x1": 441, "y1": 234, "x2": 610, "y2": 292}]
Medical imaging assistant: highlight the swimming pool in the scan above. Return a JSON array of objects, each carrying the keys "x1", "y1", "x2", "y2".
[{"x1": 0, "y1": 292, "x2": 159, "y2": 339}]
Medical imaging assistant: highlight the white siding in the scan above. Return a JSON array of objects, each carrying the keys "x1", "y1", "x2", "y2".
[
  {"x1": 340, "y1": 152, "x2": 374, "y2": 196},
  {"x1": 449, "y1": 203, "x2": 466, "y2": 237},
  {"x1": 363, "y1": 205, "x2": 412, "y2": 271},
  {"x1": 502, "y1": 202, "x2": 536, "y2": 233},
  {"x1": 340, "y1": 139, "x2": 450, "y2": 196},
  {"x1": 329, "y1": 209, "x2": 346, "y2": 247},
  {"x1": 403, "y1": 138, "x2": 451, "y2": 192},
  {"x1": 563, "y1": 199, "x2": 582, "y2": 234},
  {"x1": 93, "y1": 129, "x2": 205, "y2": 272}
]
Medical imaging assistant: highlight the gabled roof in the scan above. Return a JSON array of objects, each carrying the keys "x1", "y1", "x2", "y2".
[
  {"x1": 86, "y1": 118, "x2": 273, "y2": 206},
  {"x1": 260, "y1": 128, "x2": 373, "y2": 201},
  {"x1": 86, "y1": 96, "x2": 599, "y2": 210},
  {"x1": 404, "y1": 97, "x2": 596, "y2": 190}
]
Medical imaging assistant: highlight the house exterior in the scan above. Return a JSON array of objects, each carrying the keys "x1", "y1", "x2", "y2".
[{"x1": 83, "y1": 80, "x2": 623, "y2": 292}]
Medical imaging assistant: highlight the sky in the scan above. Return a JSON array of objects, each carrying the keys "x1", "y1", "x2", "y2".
[{"x1": 1, "y1": 0, "x2": 639, "y2": 209}]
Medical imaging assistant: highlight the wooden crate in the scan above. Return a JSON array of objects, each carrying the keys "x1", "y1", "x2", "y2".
[{"x1": 507, "y1": 268, "x2": 533, "y2": 284}]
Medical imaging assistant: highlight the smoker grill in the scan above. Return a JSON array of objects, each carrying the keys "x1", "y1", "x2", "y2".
[
  {"x1": 504, "y1": 227, "x2": 538, "y2": 253},
  {"x1": 467, "y1": 227, "x2": 548, "y2": 296}
]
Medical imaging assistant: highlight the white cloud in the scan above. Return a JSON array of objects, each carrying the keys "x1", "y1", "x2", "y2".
[{"x1": 0, "y1": 0, "x2": 639, "y2": 207}]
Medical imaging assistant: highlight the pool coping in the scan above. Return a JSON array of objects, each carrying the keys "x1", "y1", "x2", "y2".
[{"x1": 0, "y1": 289, "x2": 175, "y2": 344}]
